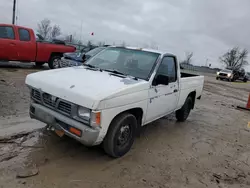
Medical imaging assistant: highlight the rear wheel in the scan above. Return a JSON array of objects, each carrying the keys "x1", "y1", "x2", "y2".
[
  {"x1": 243, "y1": 78, "x2": 247, "y2": 82},
  {"x1": 103, "y1": 113, "x2": 137, "y2": 158},
  {"x1": 176, "y1": 96, "x2": 193, "y2": 122},
  {"x1": 48, "y1": 55, "x2": 61, "y2": 69}
]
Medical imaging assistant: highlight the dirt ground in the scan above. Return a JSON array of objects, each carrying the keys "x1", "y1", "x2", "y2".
[{"x1": 0, "y1": 62, "x2": 250, "y2": 188}]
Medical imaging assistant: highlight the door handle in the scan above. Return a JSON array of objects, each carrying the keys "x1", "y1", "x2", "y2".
[
  {"x1": 174, "y1": 89, "x2": 178, "y2": 93},
  {"x1": 10, "y1": 43, "x2": 16, "y2": 46}
]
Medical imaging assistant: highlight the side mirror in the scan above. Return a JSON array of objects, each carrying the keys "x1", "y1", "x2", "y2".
[
  {"x1": 154, "y1": 74, "x2": 169, "y2": 86},
  {"x1": 82, "y1": 54, "x2": 91, "y2": 62}
]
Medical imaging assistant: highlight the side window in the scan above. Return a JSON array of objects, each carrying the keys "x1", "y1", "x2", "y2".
[
  {"x1": 18, "y1": 29, "x2": 30, "y2": 41},
  {"x1": 156, "y1": 56, "x2": 177, "y2": 83},
  {"x1": 0, "y1": 26, "x2": 15, "y2": 39}
]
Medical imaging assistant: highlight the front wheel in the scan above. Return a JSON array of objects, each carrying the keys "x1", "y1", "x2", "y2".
[
  {"x1": 103, "y1": 113, "x2": 137, "y2": 158},
  {"x1": 48, "y1": 55, "x2": 61, "y2": 69},
  {"x1": 176, "y1": 96, "x2": 193, "y2": 122}
]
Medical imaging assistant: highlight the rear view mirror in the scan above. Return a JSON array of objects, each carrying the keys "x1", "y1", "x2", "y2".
[{"x1": 154, "y1": 75, "x2": 169, "y2": 86}]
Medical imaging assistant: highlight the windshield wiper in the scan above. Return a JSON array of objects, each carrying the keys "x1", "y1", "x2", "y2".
[
  {"x1": 104, "y1": 69, "x2": 139, "y2": 80},
  {"x1": 104, "y1": 69, "x2": 127, "y2": 76},
  {"x1": 83, "y1": 64, "x2": 96, "y2": 68},
  {"x1": 83, "y1": 64, "x2": 103, "y2": 72}
]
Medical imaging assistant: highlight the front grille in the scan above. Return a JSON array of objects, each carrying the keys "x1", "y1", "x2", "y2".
[
  {"x1": 58, "y1": 101, "x2": 72, "y2": 115},
  {"x1": 31, "y1": 89, "x2": 41, "y2": 101},
  {"x1": 31, "y1": 89, "x2": 73, "y2": 116},
  {"x1": 219, "y1": 73, "x2": 228, "y2": 77},
  {"x1": 43, "y1": 93, "x2": 56, "y2": 107}
]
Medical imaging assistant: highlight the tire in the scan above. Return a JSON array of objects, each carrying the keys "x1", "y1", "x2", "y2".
[
  {"x1": 35, "y1": 62, "x2": 45, "y2": 67},
  {"x1": 48, "y1": 55, "x2": 61, "y2": 69},
  {"x1": 216, "y1": 77, "x2": 219, "y2": 80},
  {"x1": 243, "y1": 78, "x2": 247, "y2": 83},
  {"x1": 103, "y1": 113, "x2": 137, "y2": 158},
  {"x1": 176, "y1": 96, "x2": 193, "y2": 122}
]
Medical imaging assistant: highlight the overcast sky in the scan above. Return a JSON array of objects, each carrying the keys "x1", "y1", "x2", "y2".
[{"x1": 1, "y1": 0, "x2": 250, "y2": 71}]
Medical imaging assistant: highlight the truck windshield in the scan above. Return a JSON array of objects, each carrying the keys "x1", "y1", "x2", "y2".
[
  {"x1": 86, "y1": 47, "x2": 160, "y2": 80},
  {"x1": 222, "y1": 69, "x2": 232, "y2": 73}
]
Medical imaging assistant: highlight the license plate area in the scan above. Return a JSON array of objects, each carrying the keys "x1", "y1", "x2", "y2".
[{"x1": 55, "y1": 129, "x2": 65, "y2": 137}]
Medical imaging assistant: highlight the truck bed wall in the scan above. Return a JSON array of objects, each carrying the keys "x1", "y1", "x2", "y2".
[{"x1": 177, "y1": 76, "x2": 204, "y2": 109}]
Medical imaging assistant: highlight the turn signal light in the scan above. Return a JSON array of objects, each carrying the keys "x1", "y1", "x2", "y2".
[
  {"x1": 95, "y1": 112, "x2": 101, "y2": 125},
  {"x1": 69, "y1": 127, "x2": 82, "y2": 137}
]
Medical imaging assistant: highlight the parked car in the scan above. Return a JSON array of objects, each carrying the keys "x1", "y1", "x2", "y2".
[
  {"x1": 0, "y1": 24, "x2": 76, "y2": 69},
  {"x1": 26, "y1": 47, "x2": 204, "y2": 158},
  {"x1": 216, "y1": 69, "x2": 248, "y2": 82},
  {"x1": 59, "y1": 47, "x2": 106, "y2": 68},
  {"x1": 246, "y1": 72, "x2": 250, "y2": 81}
]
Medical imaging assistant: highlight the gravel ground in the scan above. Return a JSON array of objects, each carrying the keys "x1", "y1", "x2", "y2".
[{"x1": 0, "y1": 63, "x2": 250, "y2": 188}]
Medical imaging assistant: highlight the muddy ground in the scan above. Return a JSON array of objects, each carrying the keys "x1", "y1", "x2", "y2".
[{"x1": 0, "y1": 63, "x2": 250, "y2": 188}]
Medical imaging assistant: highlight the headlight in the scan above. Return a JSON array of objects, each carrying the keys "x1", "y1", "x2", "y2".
[
  {"x1": 78, "y1": 106, "x2": 91, "y2": 121},
  {"x1": 217, "y1": 72, "x2": 219, "y2": 75},
  {"x1": 77, "y1": 107, "x2": 101, "y2": 128},
  {"x1": 228, "y1": 73, "x2": 232, "y2": 77}
]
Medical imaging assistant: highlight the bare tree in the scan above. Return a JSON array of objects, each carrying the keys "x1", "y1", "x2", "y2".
[
  {"x1": 181, "y1": 52, "x2": 193, "y2": 64},
  {"x1": 219, "y1": 47, "x2": 248, "y2": 70},
  {"x1": 98, "y1": 41, "x2": 106, "y2": 47},
  {"x1": 37, "y1": 18, "x2": 52, "y2": 40},
  {"x1": 121, "y1": 41, "x2": 126, "y2": 47},
  {"x1": 186, "y1": 52, "x2": 193, "y2": 64},
  {"x1": 87, "y1": 40, "x2": 93, "y2": 47},
  {"x1": 51, "y1": 25, "x2": 61, "y2": 39}
]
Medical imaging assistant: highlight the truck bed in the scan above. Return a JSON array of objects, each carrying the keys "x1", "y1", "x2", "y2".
[
  {"x1": 177, "y1": 73, "x2": 204, "y2": 110},
  {"x1": 181, "y1": 72, "x2": 200, "y2": 78}
]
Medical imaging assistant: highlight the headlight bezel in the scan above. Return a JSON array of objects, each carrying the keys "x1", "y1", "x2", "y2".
[
  {"x1": 76, "y1": 106, "x2": 101, "y2": 128},
  {"x1": 77, "y1": 106, "x2": 91, "y2": 122}
]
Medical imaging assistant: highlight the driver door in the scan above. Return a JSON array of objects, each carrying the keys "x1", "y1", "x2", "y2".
[{"x1": 145, "y1": 56, "x2": 179, "y2": 123}]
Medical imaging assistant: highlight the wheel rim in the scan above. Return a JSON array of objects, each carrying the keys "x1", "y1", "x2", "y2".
[
  {"x1": 53, "y1": 59, "x2": 60, "y2": 68},
  {"x1": 117, "y1": 124, "x2": 131, "y2": 147}
]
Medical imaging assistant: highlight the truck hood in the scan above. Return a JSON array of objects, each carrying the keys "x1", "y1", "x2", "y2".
[{"x1": 25, "y1": 66, "x2": 149, "y2": 109}]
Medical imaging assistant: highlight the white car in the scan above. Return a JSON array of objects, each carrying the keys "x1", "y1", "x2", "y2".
[
  {"x1": 26, "y1": 47, "x2": 204, "y2": 158},
  {"x1": 216, "y1": 69, "x2": 233, "y2": 81}
]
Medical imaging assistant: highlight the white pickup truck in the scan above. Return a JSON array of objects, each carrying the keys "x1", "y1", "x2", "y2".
[{"x1": 26, "y1": 47, "x2": 204, "y2": 158}]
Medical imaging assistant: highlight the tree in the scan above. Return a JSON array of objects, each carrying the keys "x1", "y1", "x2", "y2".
[
  {"x1": 181, "y1": 52, "x2": 193, "y2": 64},
  {"x1": 98, "y1": 41, "x2": 105, "y2": 46},
  {"x1": 87, "y1": 40, "x2": 93, "y2": 47},
  {"x1": 219, "y1": 47, "x2": 248, "y2": 70},
  {"x1": 121, "y1": 41, "x2": 126, "y2": 47},
  {"x1": 37, "y1": 18, "x2": 52, "y2": 40},
  {"x1": 51, "y1": 25, "x2": 61, "y2": 39}
]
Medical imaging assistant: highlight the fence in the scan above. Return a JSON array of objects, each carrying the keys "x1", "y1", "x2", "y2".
[{"x1": 180, "y1": 63, "x2": 220, "y2": 74}]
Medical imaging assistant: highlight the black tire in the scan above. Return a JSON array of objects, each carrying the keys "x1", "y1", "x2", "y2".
[
  {"x1": 176, "y1": 96, "x2": 193, "y2": 122},
  {"x1": 48, "y1": 55, "x2": 61, "y2": 69},
  {"x1": 103, "y1": 113, "x2": 137, "y2": 158},
  {"x1": 243, "y1": 78, "x2": 247, "y2": 83},
  {"x1": 35, "y1": 62, "x2": 45, "y2": 67},
  {"x1": 216, "y1": 77, "x2": 219, "y2": 80}
]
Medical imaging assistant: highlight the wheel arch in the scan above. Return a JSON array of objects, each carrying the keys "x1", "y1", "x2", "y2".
[
  {"x1": 49, "y1": 52, "x2": 63, "y2": 60},
  {"x1": 188, "y1": 91, "x2": 196, "y2": 109}
]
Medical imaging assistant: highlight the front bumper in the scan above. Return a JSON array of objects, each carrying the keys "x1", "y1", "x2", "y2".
[
  {"x1": 30, "y1": 102, "x2": 100, "y2": 146},
  {"x1": 217, "y1": 75, "x2": 231, "y2": 79}
]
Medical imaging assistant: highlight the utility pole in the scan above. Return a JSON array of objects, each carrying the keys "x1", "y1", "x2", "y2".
[{"x1": 12, "y1": 0, "x2": 16, "y2": 25}]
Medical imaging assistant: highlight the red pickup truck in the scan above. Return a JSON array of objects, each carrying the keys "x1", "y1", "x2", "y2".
[{"x1": 0, "y1": 24, "x2": 76, "y2": 69}]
